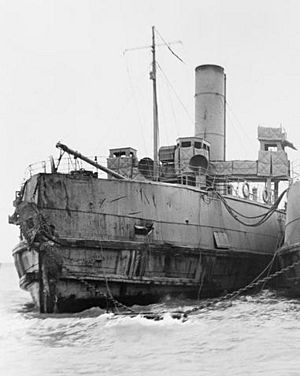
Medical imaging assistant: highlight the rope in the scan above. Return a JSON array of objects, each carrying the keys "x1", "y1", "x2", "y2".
[{"x1": 215, "y1": 189, "x2": 287, "y2": 227}]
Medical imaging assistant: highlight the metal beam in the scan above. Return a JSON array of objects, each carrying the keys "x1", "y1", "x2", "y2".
[{"x1": 56, "y1": 142, "x2": 127, "y2": 180}]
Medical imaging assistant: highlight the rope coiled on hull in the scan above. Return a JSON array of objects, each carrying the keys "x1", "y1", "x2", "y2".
[{"x1": 215, "y1": 189, "x2": 287, "y2": 227}]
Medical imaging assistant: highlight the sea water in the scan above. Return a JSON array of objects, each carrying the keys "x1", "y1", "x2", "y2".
[{"x1": 1, "y1": 262, "x2": 300, "y2": 376}]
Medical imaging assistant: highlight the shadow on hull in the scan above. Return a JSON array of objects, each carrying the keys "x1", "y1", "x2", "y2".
[{"x1": 14, "y1": 240, "x2": 281, "y2": 313}]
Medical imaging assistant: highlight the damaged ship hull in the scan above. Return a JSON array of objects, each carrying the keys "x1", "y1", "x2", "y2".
[
  {"x1": 11, "y1": 173, "x2": 285, "y2": 313},
  {"x1": 278, "y1": 181, "x2": 300, "y2": 296}
]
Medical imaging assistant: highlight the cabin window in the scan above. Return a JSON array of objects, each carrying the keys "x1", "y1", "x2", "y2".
[
  {"x1": 181, "y1": 141, "x2": 191, "y2": 147},
  {"x1": 113, "y1": 151, "x2": 126, "y2": 157},
  {"x1": 264, "y1": 144, "x2": 278, "y2": 152},
  {"x1": 194, "y1": 141, "x2": 202, "y2": 149},
  {"x1": 213, "y1": 232, "x2": 230, "y2": 249}
]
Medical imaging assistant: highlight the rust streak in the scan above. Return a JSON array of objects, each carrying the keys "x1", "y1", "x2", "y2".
[
  {"x1": 152, "y1": 194, "x2": 156, "y2": 207},
  {"x1": 110, "y1": 195, "x2": 127, "y2": 203},
  {"x1": 99, "y1": 198, "x2": 106, "y2": 208},
  {"x1": 143, "y1": 191, "x2": 150, "y2": 205}
]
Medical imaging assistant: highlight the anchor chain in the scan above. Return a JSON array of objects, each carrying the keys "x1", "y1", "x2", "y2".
[
  {"x1": 61, "y1": 263, "x2": 136, "y2": 314},
  {"x1": 182, "y1": 256, "x2": 300, "y2": 317},
  {"x1": 114, "y1": 255, "x2": 300, "y2": 320},
  {"x1": 39, "y1": 243, "x2": 136, "y2": 314},
  {"x1": 41, "y1": 237, "x2": 300, "y2": 320}
]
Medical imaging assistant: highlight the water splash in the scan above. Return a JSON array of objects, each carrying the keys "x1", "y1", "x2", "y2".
[{"x1": 1, "y1": 265, "x2": 300, "y2": 376}]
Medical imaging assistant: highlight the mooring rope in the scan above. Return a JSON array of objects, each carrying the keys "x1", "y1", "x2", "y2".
[{"x1": 215, "y1": 189, "x2": 287, "y2": 227}]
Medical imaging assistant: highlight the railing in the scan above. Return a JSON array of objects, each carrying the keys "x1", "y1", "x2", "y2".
[
  {"x1": 21, "y1": 155, "x2": 295, "y2": 207},
  {"x1": 23, "y1": 155, "x2": 109, "y2": 182}
]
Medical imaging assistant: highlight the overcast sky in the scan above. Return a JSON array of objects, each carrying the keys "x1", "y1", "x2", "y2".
[{"x1": 1, "y1": 0, "x2": 300, "y2": 261}]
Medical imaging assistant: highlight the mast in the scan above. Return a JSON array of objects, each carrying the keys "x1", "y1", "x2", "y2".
[
  {"x1": 151, "y1": 26, "x2": 159, "y2": 180},
  {"x1": 125, "y1": 27, "x2": 181, "y2": 181}
]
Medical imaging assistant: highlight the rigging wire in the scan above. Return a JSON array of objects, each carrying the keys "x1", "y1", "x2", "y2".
[
  {"x1": 225, "y1": 98, "x2": 254, "y2": 157},
  {"x1": 161, "y1": 66, "x2": 179, "y2": 136},
  {"x1": 154, "y1": 27, "x2": 184, "y2": 64},
  {"x1": 155, "y1": 60, "x2": 180, "y2": 140},
  {"x1": 156, "y1": 62, "x2": 194, "y2": 125},
  {"x1": 123, "y1": 54, "x2": 149, "y2": 155}
]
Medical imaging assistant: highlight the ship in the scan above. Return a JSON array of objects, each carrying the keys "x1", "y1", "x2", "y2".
[
  {"x1": 9, "y1": 28, "x2": 293, "y2": 313},
  {"x1": 277, "y1": 181, "x2": 300, "y2": 295}
]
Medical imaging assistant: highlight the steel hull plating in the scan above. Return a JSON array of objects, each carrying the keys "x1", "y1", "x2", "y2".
[
  {"x1": 278, "y1": 182, "x2": 300, "y2": 296},
  {"x1": 14, "y1": 239, "x2": 274, "y2": 313},
  {"x1": 278, "y1": 244, "x2": 300, "y2": 296},
  {"x1": 12, "y1": 173, "x2": 285, "y2": 313}
]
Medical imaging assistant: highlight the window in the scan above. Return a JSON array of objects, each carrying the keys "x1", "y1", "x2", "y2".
[
  {"x1": 113, "y1": 151, "x2": 126, "y2": 157},
  {"x1": 181, "y1": 141, "x2": 191, "y2": 147},
  {"x1": 264, "y1": 144, "x2": 278, "y2": 152},
  {"x1": 194, "y1": 141, "x2": 202, "y2": 149}
]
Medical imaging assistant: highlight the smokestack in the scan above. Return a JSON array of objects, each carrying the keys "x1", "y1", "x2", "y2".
[{"x1": 195, "y1": 65, "x2": 226, "y2": 161}]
